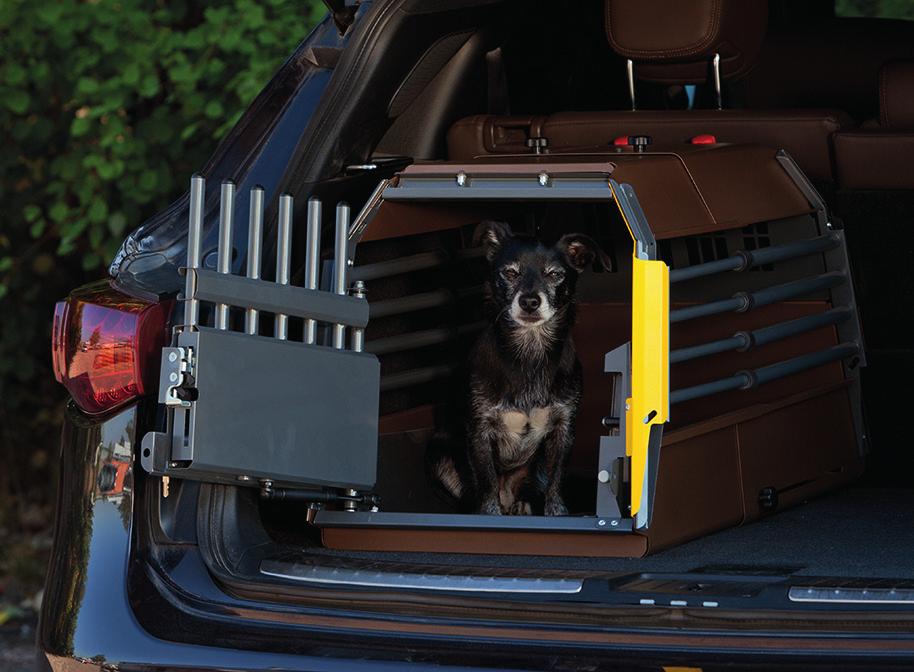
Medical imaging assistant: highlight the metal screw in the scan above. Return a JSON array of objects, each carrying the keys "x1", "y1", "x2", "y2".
[
  {"x1": 610, "y1": 519, "x2": 619, "y2": 527},
  {"x1": 169, "y1": 372, "x2": 179, "y2": 383},
  {"x1": 456, "y1": 171, "x2": 467, "y2": 187},
  {"x1": 538, "y1": 172, "x2": 549, "y2": 186},
  {"x1": 597, "y1": 519, "x2": 606, "y2": 527},
  {"x1": 168, "y1": 352, "x2": 178, "y2": 362}
]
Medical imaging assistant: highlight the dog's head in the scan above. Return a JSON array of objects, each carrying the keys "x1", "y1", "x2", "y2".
[{"x1": 475, "y1": 221, "x2": 611, "y2": 329}]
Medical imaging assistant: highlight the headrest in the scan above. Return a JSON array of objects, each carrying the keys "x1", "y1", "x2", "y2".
[
  {"x1": 880, "y1": 61, "x2": 914, "y2": 129},
  {"x1": 605, "y1": 0, "x2": 767, "y2": 84}
]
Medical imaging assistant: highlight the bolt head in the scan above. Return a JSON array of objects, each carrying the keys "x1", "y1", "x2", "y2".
[
  {"x1": 597, "y1": 519, "x2": 606, "y2": 527},
  {"x1": 169, "y1": 372, "x2": 179, "y2": 383},
  {"x1": 610, "y1": 519, "x2": 619, "y2": 527},
  {"x1": 597, "y1": 469, "x2": 610, "y2": 483},
  {"x1": 168, "y1": 352, "x2": 178, "y2": 362}
]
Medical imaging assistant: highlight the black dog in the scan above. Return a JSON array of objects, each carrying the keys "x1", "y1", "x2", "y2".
[{"x1": 429, "y1": 221, "x2": 610, "y2": 515}]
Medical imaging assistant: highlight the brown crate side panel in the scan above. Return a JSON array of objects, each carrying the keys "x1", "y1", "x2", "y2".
[
  {"x1": 644, "y1": 427, "x2": 745, "y2": 553},
  {"x1": 320, "y1": 526, "x2": 650, "y2": 558},
  {"x1": 738, "y1": 386, "x2": 863, "y2": 522}
]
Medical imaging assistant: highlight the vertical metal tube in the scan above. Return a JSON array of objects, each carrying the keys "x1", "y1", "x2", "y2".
[
  {"x1": 712, "y1": 52, "x2": 722, "y2": 110},
  {"x1": 304, "y1": 198, "x2": 322, "y2": 345},
  {"x1": 184, "y1": 174, "x2": 205, "y2": 329},
  {"x1": 215, "y1": 179, "x2": 235, "y2": 330},
  {"x1": 332, "y1": 202, "x2": 350, "y2": 349},
  {"x1": 274, "y1": 193, "x2": 293, "y2": 340},
  {"x1": 245, "y1": 185, "x2": 265, "y2": 335},
  {"x1": 351, "y1": 280, "x2": 366, "y2": 352},
  {"x1": 626, "y1": 59, "x2": 636, "y2": 111}
]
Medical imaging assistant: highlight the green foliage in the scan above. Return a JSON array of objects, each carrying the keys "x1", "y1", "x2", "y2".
[
  {"x1": 835, "y1": 0, "x2": 914, "y2": 20},
  {"x1": 0, "y1": 0, "x2": 324, "y2": 556}
]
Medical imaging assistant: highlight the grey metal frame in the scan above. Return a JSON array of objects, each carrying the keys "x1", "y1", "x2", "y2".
[{"x1": 141, "y1": 176, "x2": 380, "y2": 491}]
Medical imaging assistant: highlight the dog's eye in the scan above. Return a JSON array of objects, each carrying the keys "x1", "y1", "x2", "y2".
[
  {"x1": 546, "y1": 269, "x2": 564, "y2": 281},
  {"x1": 501, "y1": 268, "x2": 519, "y2": 281}
]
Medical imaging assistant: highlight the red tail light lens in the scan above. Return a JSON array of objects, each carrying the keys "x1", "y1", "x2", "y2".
[{"x1": 52, "y1": 281, "x2": 172, "y2": 415}]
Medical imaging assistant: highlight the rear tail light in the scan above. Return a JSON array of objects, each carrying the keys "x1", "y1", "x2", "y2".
[{"x1": 52, "y1": 281, "x2": 172, "y2": 415}]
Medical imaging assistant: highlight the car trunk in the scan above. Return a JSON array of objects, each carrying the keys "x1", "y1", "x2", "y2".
[{"x1": 137, "y1": 143, "x2": 914, "y2": 619}]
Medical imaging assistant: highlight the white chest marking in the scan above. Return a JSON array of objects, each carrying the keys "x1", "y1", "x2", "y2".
[{"x1": 496, "y1": 407, "x2": 553, "y2": 468}]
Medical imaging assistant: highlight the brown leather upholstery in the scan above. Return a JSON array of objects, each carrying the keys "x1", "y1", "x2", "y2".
[
  {"x1": 834, "y1": 60, "x2": 914, "y2": 189},
  {"x1": 880, "y1": 60, "x2": 914, "y2": 129},
  {"x1": 605, "y1": 0, "x2": 768, "y2": 83},
  {"x1": 447, "y1": 109, "x2": 850, "y2": 182}
]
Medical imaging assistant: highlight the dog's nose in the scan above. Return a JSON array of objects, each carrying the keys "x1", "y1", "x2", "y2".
[{"x1": 519, "y1": 294, "x2": 541, "y2": 313}]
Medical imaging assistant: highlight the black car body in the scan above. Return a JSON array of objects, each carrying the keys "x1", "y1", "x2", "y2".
[{"x1": 43, "y1": 1, "x2": 914, "y2": 670}]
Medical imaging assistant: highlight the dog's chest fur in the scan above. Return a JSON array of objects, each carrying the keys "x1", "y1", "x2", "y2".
[{"x1": 494, "y1": 406, "x2": 554, "y2": 469}]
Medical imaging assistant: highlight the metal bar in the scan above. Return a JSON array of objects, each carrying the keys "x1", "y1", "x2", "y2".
[
  {"x1": 332, "y1": 202, "x2": 350, "y2": 349},
  {"x1": 214, "y1": 179, "x2": 235, "y2": 330},
  {"x1": 752, "y1": 306, "x2": 852, "y2": 347},
  {"x1": 669, "y1": 234, "x2": 840, "y2": 284},
  {"x1": 274, "y1": 193, "x2": 293, "y2": 340},
  {"x1": 190, "y1": 269, "x2": 369, "y2": 327},
  {"x1": 670, "y1": 335, "x2": 748, "y2": 364},
  {"x1": 712, "y1": 52, "x2": 722, "y2": 110},
  {"x1": 245, "y1": 185, "x2": 265, "y2": 335},
  {"x1": 347, "y1": 178, "x2": 388, "y2": 245},
  {"x1": 670, "y1": 272, "x2": 845, "y2": 324},
  {"x1": 366, "y1": 322, "x2": 486, "y2": 356},
  {"x1": 184, "y1": 174, "x2": 205, "y2": 328},
  {"x1": 670, "y1": 374, "x2": 747, "y2": 405},
  {"x1": 312, "y1": 509, "x2": 632, "y2": 533},
  {"x1": 350, "y1": 281, "x2": 366, "y2": 352},
  {"x1": 671, "y1": 342, "x2": 859, "y2": 405},
  {"x1": 304, "y1": 198, "x2": 322, "y2": 345},
  {"x1": 350, "y1": 250, "x2": 449, "y2": 282},
  {"x1": 626, "y1": 59, "x2": 636, "y2": 111},
  {"x1": 670, "y1": 307, "x2": 852, "y2": 364},
  {"x1": 379, "y1": 365, "x2": 454, "y2": 392},
  {"x1": 383, "y1": 180, "x2": 617, "y2": 202},
  {"x1": 369, "y1": 289, "x2": 455, "y2": 319},
  {"x1": 753, "y1": 343, "x2": 858, "y2": 387}
]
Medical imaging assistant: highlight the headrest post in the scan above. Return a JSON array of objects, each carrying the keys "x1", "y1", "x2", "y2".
[
  {"x1": 626, "y1": 59, "x2": 636, "y2": 111},
  {"x1": 712, "y1": 53, "x2": 722, "y2": 110}
]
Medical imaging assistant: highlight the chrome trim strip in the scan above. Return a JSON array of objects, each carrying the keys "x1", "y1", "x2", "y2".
[
  {"x1": 789, "y1": 586, "x2": 914, "y2": 604},
  {"x1": 260, "y1": 561, "x2": 583, "y2": 594}
]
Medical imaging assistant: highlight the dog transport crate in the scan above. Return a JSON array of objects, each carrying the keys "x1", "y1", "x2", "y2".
[{"x1": 142, "y1": 141, "x2": 866, "y2": 558}]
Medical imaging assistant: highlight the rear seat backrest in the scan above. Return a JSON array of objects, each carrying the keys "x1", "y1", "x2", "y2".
[
  {"x1": 448, "y1": 0, "x2": 851, "y2": 184},
  {"x1": 834, "y1": 61, "x2": 914, "y2": 189}
]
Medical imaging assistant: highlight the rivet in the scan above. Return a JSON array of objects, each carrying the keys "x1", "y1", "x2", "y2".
[
  {"x1": 610, "y1": 519, "x2": 619, "y2": 527},
  {"x1": 597, "y1": 469, "x2": 610, "y2": 483},
  {"x1": 597, "y1": 519, "x2": 606, "y2": 527},
  {"x1": 168, "y1": 352, "x2": 178, "y2": 362},
  {"x1": 169, "y1": 372, "x2": 179, "y2": 383}
]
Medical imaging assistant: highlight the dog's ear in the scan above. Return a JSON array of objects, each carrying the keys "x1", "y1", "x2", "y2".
[
  {"x1": 473, "y1": 220, "x2": 513, "y2": 261},
  {"x1": 556, "y1": 233, "x2": 613, "y2": 273}
]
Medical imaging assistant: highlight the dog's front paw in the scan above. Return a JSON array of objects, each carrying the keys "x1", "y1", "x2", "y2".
[
  {"x1": 544, "y1": 497, "x2": 568, "y2": 516},
  {"x1": 478, "y1": 499, "x2": 503, "y2": 515},
  {"x1": 508, "y1": 500, "x2": 533, "y2": 516}
]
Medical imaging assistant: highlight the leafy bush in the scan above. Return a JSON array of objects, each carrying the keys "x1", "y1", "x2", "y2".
[{"x1": 0, "y1": 0, "x2": 324, "y2": 573}]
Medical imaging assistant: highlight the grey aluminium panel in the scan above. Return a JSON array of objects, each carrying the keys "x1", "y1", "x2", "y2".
[{"x1": 172, "y1": 327, "x2": 379, "y2": 489}]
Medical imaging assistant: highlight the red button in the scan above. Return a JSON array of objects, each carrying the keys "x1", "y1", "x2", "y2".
[
  {"x1": 613, "y1": 135, "x2": 630, "y2": 146},
  {"x1": 690, "y1": 134, "x2": 717, "y2": 145}
]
